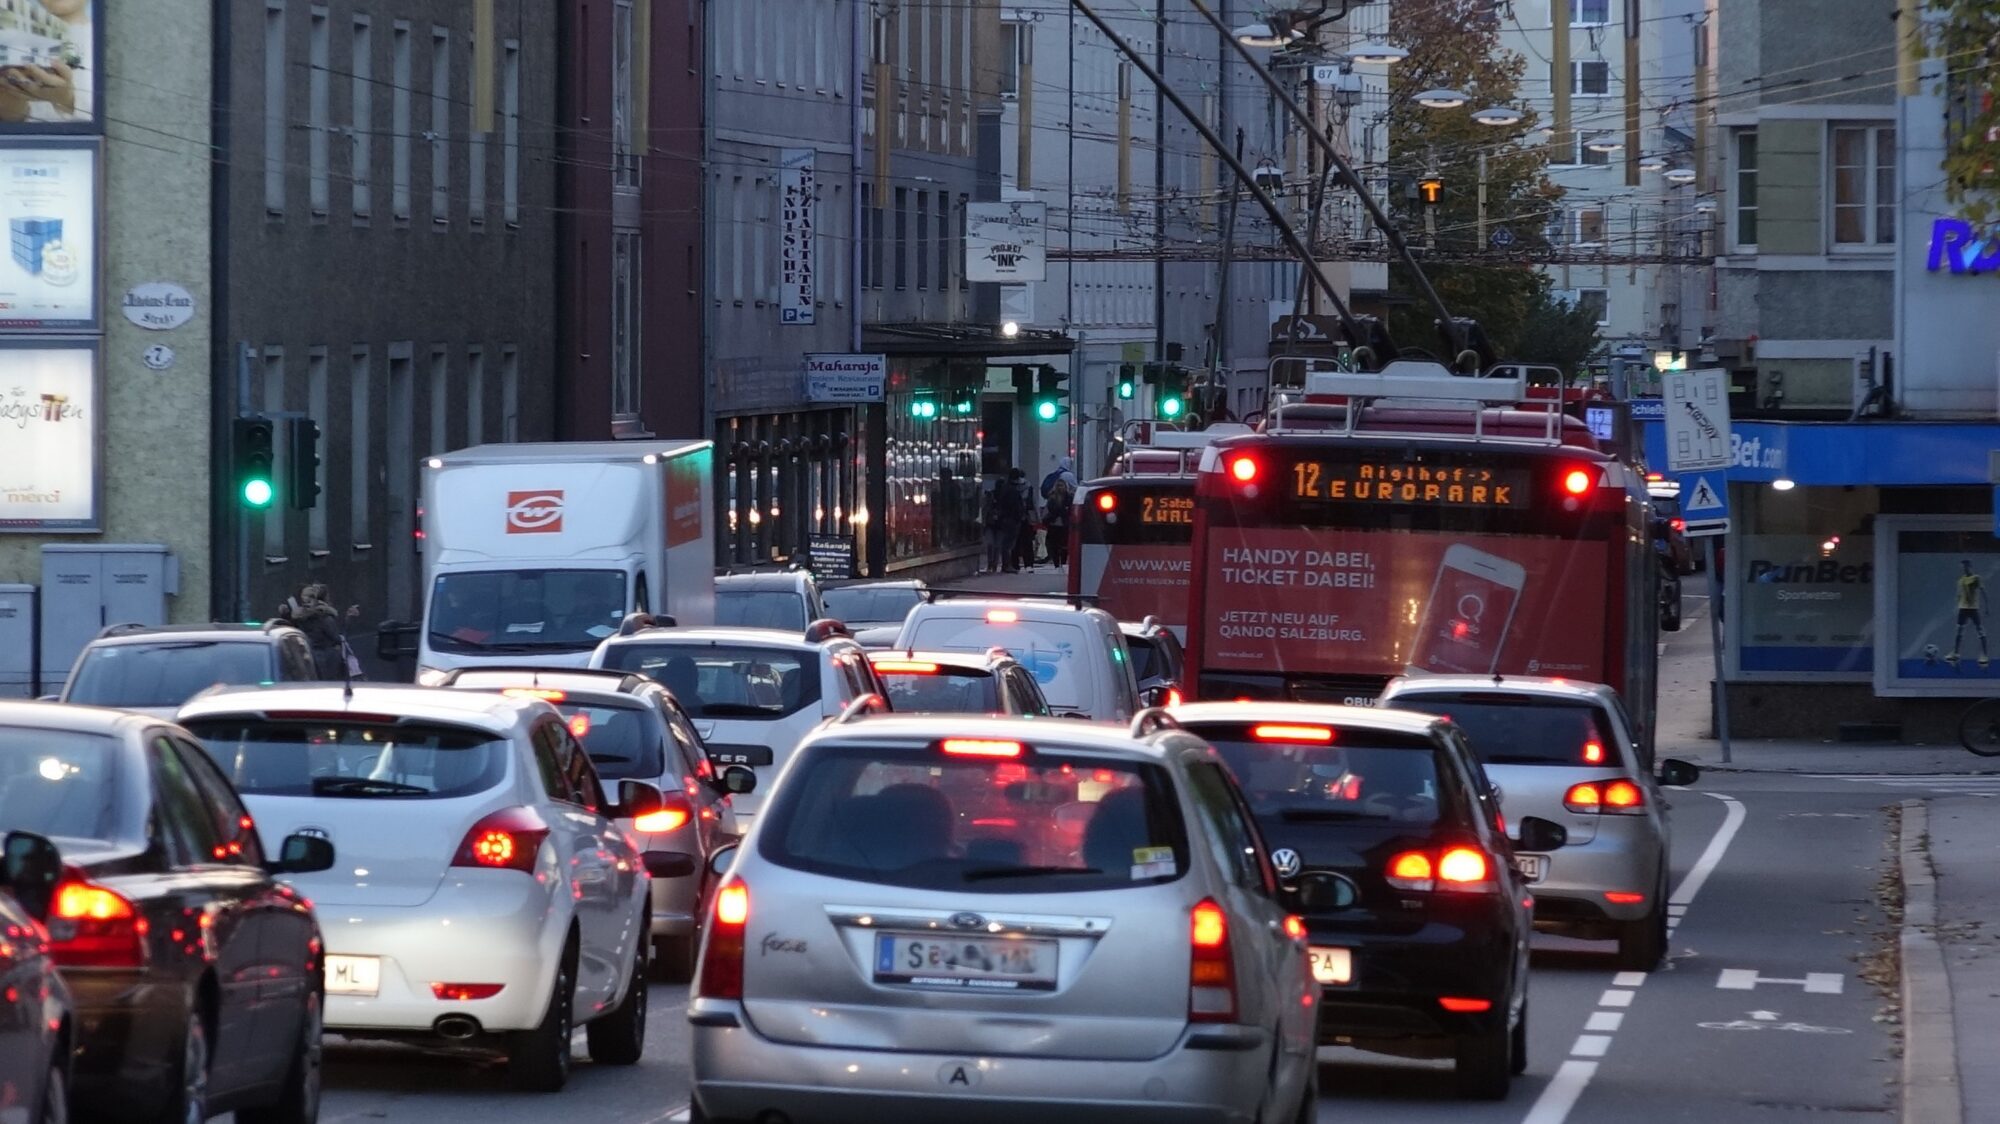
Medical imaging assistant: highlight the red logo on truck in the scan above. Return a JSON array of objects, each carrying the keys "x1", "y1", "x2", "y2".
[{"x1": 505, "y1": 490, "x2": 565, "y2": 534}]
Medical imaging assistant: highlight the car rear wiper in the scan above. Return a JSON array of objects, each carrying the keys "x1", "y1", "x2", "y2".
[
  {"x1": 697, "y1": 704, "x2": 782, "y2": 717},
  {"x1": 589, "y1": 753, "x2": 635, "y2": 764},
  {"x1": 962, "y1": 864, "x2": 1105, "y2": 882},
  {"x1": 1276, "y1": 807, "x2": 1377, "y2": 822},
  {"x1": 312, "y1": 776, "x2": 430, "y2": 796}
]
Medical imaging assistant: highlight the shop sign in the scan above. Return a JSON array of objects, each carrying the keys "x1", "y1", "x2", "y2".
[
  {"x1": 0, "y1": 140, "x2": 96, "y2": 330},
  {"x1": 0, "y1": 340, "x2": 97, "y2": 531},
  {"x1": 1926, "y1": 217, "x2": 2000, "y2": 275},
  {"x1": 966, "y1": 201, "x2": 1047, "y2": 282},
  {"x1": 779, "y1": 148, "x2": 816, "y2": 325},
  {"x1": 807, "y1": 533, "x2": 855, "y2": 578},
  {"x1": 1736, "y1": 534, "x2": 1873, "y2": 674},
  {"x1": 803, "y1": 353, "x2": 885, "y2": 403}
]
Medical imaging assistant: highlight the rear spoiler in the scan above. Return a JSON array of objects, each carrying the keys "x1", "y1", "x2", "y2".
[{"x1": 921, "y1": 588, "x2": 1100, "y2": 607}]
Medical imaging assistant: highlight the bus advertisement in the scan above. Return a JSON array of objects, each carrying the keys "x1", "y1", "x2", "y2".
[{"x1": 1184, "y1": 376, "x2": 1658, "y2": 746}]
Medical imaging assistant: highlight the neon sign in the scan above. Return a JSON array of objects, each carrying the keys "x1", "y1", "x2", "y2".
[{"x1": 1927, "y1": 217, "x2": 2000, "y2": 274}]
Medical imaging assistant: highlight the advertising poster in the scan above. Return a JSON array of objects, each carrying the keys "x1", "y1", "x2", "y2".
[
  {"x1": 665, "y1": 453, "x2": 703, "y2": 547},
  {"x1": 0, "y1": 140, "x2": 94, "y2": 329},
  {"x1": 1077, "y1": 544, "x2": 1192, "y2": 637},
  {"x1": 0, "y1": 0, "x2": 96, "y2": 130},
  {"x1": 965, "y1": 201, "x2": 1047, "y2": 282},
  {"x1": 1199, "y1": 528, "x2": 1607, "y2": 679},
  {"x1": 779, "y1": 148, "x2": 815, "y2": 325},
  {"x1": 1736, "y1": 534, "x2": 1873, "y2": 674},
  {"x1": 1885, "y1": 526, "x2": 2000, "y2": 686},
  {"x1": 0, "y1": 341, "x2": 95, "y2": 530}
]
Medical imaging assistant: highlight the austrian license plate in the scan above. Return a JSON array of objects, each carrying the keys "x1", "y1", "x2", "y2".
[
  {"x1": 1515, "y1": 854, "x2": 1548, "y2": 883},
  {"x1": 324, "y1": 954, "x2": 381, "y2": 996},
  {"x1": 873, "y1": 933, "x2": 1058, "y2": 991},
  {"x1": 1308, "y1": 946, "x2": 1352, "y2": 986}
]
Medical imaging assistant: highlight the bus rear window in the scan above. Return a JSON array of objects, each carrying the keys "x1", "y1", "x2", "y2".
[{"x1": 1388, "y1": 694, "x2": 1617, "y2": 767}]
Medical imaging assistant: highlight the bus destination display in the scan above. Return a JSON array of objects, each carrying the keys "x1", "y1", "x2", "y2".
[
  {"x1": 1289, "y1": 460, "x2": 1532, "y2": 509},
  {"x1": 1140, "y1": 492, "x2": 1194, "y2": 525}
]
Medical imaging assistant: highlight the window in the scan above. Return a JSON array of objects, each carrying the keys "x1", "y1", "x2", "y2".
[
  {"x1": 1573, "y1": 0, "x2": 1611, "y2": 24},
  {"x1": 501, "y1": 345, "x2": 519, "y2": 440},
  {"x1": 1573, "y1": 287, "x2": 1610, "y2": 325},
  {"x1": 309, "y1": 6, "x2": 329, "y2": 216},
  {"x1": 392, "y1": 21, "x2": 412, "y2": 221},
  {"x1": 307, "y1": 348, "x2": 328, "y2": 553},
  {"x1": 1733, "y1": 130, "x2": 1758, "y2": 248},
  {"x1": 265, "y1": 1, "x2": 287, "y2": 215},
  {"x1": 1563, "y1": 133, "x2": 1611, "y2": 166},
  {"x1": 612, "y1": 231, "x2": 641, "y2": 417},
  {"x1": 1831, "y1": 124, "x2": 1895, "y2": 247},
  {"x1": 429, "y1": 347, "x2": 449, "y2": 453},
  {"x1": 182, "y1": 719, "x2": 512, "y2": 801},
  {"x1": 502, "y1": 40, "x2": 520, "y2": 225},
  {"x1": 894, "y1": 186, "x2": 908, "y2": 289},
  {"x1": 468, "y1": 35, "x2": 487, "y2": 225},
  {"x1": 431, "y1": 28, "x2": 451, "y2": 225},
  {"x1": 351, "y1": 16, "x2": 373, "y2": 220},
  {"x1": 174, "y1": 738, "x2": 265, "y2": 867},
  {"x1": 1573, "y1": 206, "x2": 1606, "y2": 245},
  {"x1": 915, "y1": 192, "x2": 929, "y2": 290},
  {"x1": 465, "y1": 347, "x2": 485, "y2": 444},
  {"x1": 937, "y1": 190, "x2": 950, "y2": 292},
  {"x1": 350, "y1": 347, "x2": 371, "y2": 546},
  {"x1": 612, "y1": 0, "x2": 638, "y2": 187},
  {"x1": 1562, "y1": 60, "x2": 1610, "y2": 96},
  {"x1": 998, "y1": 22, "x2": 1019, "y2": 96},
  {"x1": 958, "y1": 195, "x2": 968, "y2": 289}
]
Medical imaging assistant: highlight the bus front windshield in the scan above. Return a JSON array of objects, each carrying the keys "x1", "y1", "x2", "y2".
[{"x1": 428, "y1": 569, "x2": 628, "y2": 655}]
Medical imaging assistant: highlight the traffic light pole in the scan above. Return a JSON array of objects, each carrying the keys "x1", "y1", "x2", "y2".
[
  {"x1": 234, "y1": 342, "x2": 253, "y2": 623},
  {"x1": 1066, "y1": 0, "x2": 1370, "y2": 351},
  {"x1": 1183, "y1": 0, "x2": 1466, "y2": 361}
]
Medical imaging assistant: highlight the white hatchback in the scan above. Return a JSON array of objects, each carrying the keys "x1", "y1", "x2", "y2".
[{"x1": 178, "y1": 684, "x2": 676, "y2": 1091}]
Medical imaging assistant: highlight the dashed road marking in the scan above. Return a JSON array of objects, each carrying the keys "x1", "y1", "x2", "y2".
[{"x1": 1585, "y1": 1011, "x2": 1624, "y2": 1032}]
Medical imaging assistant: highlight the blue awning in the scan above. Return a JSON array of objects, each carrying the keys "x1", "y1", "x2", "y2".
[{"x1": 1638, "y1": 419, "x2": 2000, "y2": 486}]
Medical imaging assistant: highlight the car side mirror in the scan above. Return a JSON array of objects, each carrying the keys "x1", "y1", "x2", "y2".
[
  {"x1": 642, "y1": 851, "x2": 696, "y2": 879},
  {"x1": 1139, "y1": 685, "x2": 1171, "y2": 708},
  {"x1": 1489, "y1": 782, "x2": 1504, "y2": 806},
  {"x1": 1289, "y1": 871, "x2": 1358, "y2": 914},
  {"x1": 375, "y1": 621, "x2": 419, "y2": 660},
  {"x1": 1516, "y1": 816, "x2": 1569, "y2": 852},
  {"x1": 1, "y1": 831, "x2": 62, "y2": 921},
  {"x1": 270, "y1": 833, "x2": 336, "y2": 875},
  {"x1": 708, "y1": 845, "x2": 739, "y2": 877},
  {"x1": 717, "y1": 765, "x2": 757, "y2": 796},
  {"x1": 1658, "y1": 758, "x2": 1700, "y2": 787},
  {"x1": 618, "y1": 780, "x2": 666, "y2": 818}
]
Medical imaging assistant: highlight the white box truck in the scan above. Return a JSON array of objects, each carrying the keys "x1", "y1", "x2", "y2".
[{"x1": 398, "y1": 440, "x2": 716, "y2": 680}]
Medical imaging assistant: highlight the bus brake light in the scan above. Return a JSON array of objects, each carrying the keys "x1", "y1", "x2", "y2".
[
  {"x1": 1562, "y1": 469, "x2": 1593, "y2": 496},
  {"x1": 1228, "y1": 455, "x2": 1260, "y2": 484},
  {"x1": 1096, "y1": 492, "x2": 1117, "y2": 512}
]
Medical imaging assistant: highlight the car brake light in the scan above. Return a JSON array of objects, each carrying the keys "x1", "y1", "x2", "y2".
[
  {"x1": 1252, "y1": 724, "x2": 1333, "y2": 743},
  {"x1": 451, "y1": 806, "x2": 551, "y2": 874},
  {"x1": 1095, "y1": 492, "x2": 1116, "y2": 512},
  {"x1": 986, "y1": 609, "x2": 1019, "y2": 623},
  {"x1": 1565, "y1": 780, "x2": 1645, "y2": 814},
  {"x1": 1385, "y1": 851, "x2": 1434, "y2": 892},
  {"x1": 698, "y1": 877, "x2": 749, "y2": 1000},
  {"x1": 873, "y1": 660, "x2": 940, "y2": 674},
  {"x1": 1188, "y1": 899, "x2": 1236, "y2": 1023},
  {"x1": 1604, "y1": 780, "x2": 1644, "y2": 809},
  {"x1": 1165, "y1": 687, "x2": 1183, "y2": 707},
  {"x1": 1562, "y1": 468, "x2": 1593, "y2": 496},
  {"x1": 633, "y1": 794, "x2": 693, "y2": 834},
  {"x1": 1583, "y1": 740, "x2": 1605, "y2": 764},
  {"x1": 1564, "y1": 782, "x2": 1603, "y2": 812},
  {"x1": 501, "y1": 687, "x2": 567, "y2": 702},
  {"x1": 1440, "y1": 996, "x2": 1493, "y2": 1013},
  {"x1": 940, "y1": 738, "x2": 1023, "y2": 758},
  {"x1": 567, "y1": 713, "x2": 591, "y2": 738},
  {"x1": 1437, "y1": 847, "x2": 1497, "y2": 892},
  {"x1": 47, "y1": 872, "x2": 146, "y2": 968},
  {"x1": 1282, "y1": 915, "x2": 1307, "y2": 940},
  {"x1": 430, "y1": 982, "x2": 505, "y2": 1000},
  {"x1": 1604, "y1": 891, "x2": 1647, "y2": 905}
]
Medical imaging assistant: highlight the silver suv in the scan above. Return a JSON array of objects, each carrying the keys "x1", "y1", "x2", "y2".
[
  {"x1": 1378, "y1": 675, "x2": 1700, "y2": 970},
  {"x1": 687, "y1": 713, "x2": 1320, "y2": 1123}
]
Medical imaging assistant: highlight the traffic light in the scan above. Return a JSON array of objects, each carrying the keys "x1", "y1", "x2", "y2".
[
  {"x1": 286, "y1": 416, "x2": 322, "y2": 510},
  {"x1": 1418, "y1": 174, "x2": 1443, "y2": 206},
  {"x1": 909, "y1": 392, "x2": 938, "y2": 419},
  {"x1": 1117, "y1": 363, "x2": 1137, "y2": 400},
  {"x1": 1032, "y1": 365, "x2": 1069, "y2": 423},
  {"x1": 232, "y1": 416, "x2": 276, "y2": 509},
  {"x1": 1155, "y1": 364, "x2": 1188, "y2": 421}
]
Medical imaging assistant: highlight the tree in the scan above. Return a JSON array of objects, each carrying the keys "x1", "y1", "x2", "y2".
[
  {"x1": 1381, "y1": 0, "x2": 1561, "y2": 362},
  {"x1": 1511, "y1": 278, "x2": 1604, "y2": 379},
  {"x1": 1923, "y1": 3, "x2": 2000, "y2": 227}
]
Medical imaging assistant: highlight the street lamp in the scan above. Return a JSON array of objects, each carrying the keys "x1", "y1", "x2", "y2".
[
  {"x1": 1415, "y1": 88, "x2": 1470, "y2": 109},
  {"x1": 1693, "y1": 198, "x2": 1718, "y2": 213},
  {"x1": 1233, "y1": 21, "x2": 1302, "y2": 47},
  {"x1": 1664, "y1": 167, "x2": 1697, "y2": 185},
  {"x1": 1345, "y1": 41, "x2": 1408, "y2": 64},
  {"x1": 1252, "y1": 159, "x2": 1285, "y2": 193},
  {"x1": 1585, "y1": 134, "x2": 1623, "y2": 154},
  {"x1": 1001, "y1": 320, "x2": 1021, "y2": 338},
  {"x1": 1638, "y1": 155, "x2": 1668, "y2": 173},
  {"x1": 1470, "y1": 105, "x2": 1524, "y2": 126}
]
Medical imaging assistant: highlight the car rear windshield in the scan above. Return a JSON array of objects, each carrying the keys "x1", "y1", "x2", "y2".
[
  {"x1": 715, "y1": 590, "x2": 810, "y2": 632},
  {"x1": 761, "y1": 742, "x2": 1189, "y2": 894},
  {"x1": 822, "y1": 585, "x2": 924, "y2": 627},
  {"x1": 555, "y1": 703, "x2": 667, "y2": 781},
  {"x1": 0, "y1": 729, "x2": 121, "y2": 842},
  {"x1": 65, "y1": 641, "x2": 275, "y2": 708},
  {"x1": 181, "y1": 719, "x2": 510, "y2": 798},
  {"x1": 1125, "y1": 636, "x2": 1164, "y2": 682},
  {"x1": 874, "y1": 666, "x2": 1002, "y2": 715},
  {"x1": 907, "y1": 618, "x2": 1090, "y2": 711},
  {"x1": 599, "y1": 643, "x2": 821, "y2": 720},
  {"x1": 1387, "y1": 694, "x2": 1618, "y2": 767},
  {"x1": 428, "y1": 568, "x2": 627, "y2": 655},
  {"x1": 1194, "y1": 724, "x2": 1444, "y2": 826}
]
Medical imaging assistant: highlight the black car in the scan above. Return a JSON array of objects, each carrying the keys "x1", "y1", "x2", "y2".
[
  {"x1": 864, "y1": 647, "x2": 1054, "y2": 715},
  {"x1": 0, "y1": 831, "x2": 71, "y2": 1124},
  {"x1": 1119, "y1": 617, "x2": 1186, "y2": 707},
  {"x1": 0, "y1": 702, "x2": 335, "y2": 1122},
  {"x1": 1168, "y1": 702, "x2": 1568, "y2": 1100}
]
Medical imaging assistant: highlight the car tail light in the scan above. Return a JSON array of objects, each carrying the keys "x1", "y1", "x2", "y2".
[
  {"x1": 1282, "y1": 915, "x2": 1307, "y2": 940},
  {"x1": 940, "y1": 738, "x2": 1023, "y2": 758},
  {"x1": 1386, "y1": 851, "x2": 1434, "y2": 892},
  {"x1": 1188, "y1": 899, "x2": 1236, "y2": 1023},
  {"x1": 430, "y1": 982, "x2": 505, "y2": 1000},
  {"x1": 1436, "y1": 847, "x2": 1497, "y2": 892},
  {"x1": 1565, "y1": 780, "x2": 1644, "y2": 814},
  {"x1": 451, "y1": 807, "x2": 551, "y2": 873},
  {"x1": 47, "y1": 871, "x2": 146, "y2": 968},
  {"x1": 567, "y1": 713, "x2": 592, "y2": 738},
  {"x1": 873, "y1": 660, "x2": 940, "y2": 674},
  {"x1": 1165, "y1": 687, "x2": 1183, "y2": 707},
  {"x1": 1439, "y1": 996, "x2": 1493, "y2": 1013},
  {"x1": 633, "y1": 793, "x2": 694, "y2": 834},
  {"x1": 1604, "y1": 891, "x2": 1647, "y2": 905},
  {"x1": 1582, "y1": 740, "x2": 1606, "y2": 764},
  {"x1": 1671, "y1": 517, "x2": 1686, "y2": 533},
  {"x1": 1252, "y1": 724, "x2": 1334, "y2": 743},
  {"x1": 698, "y1": 877, "x2": 749, "y2": 1000}
]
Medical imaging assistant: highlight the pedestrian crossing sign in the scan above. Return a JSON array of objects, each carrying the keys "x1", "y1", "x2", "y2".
[{"x1": 1676, "y1": 469, "x2": 1729, "y2": 537}]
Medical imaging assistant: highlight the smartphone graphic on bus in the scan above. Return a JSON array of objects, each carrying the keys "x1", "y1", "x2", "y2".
[{"x1": 1409, "y1": 544, "x2": 1527, "y2": 675}]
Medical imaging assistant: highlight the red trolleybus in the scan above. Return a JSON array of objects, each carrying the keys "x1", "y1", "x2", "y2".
[
  {"x1": 1070, "y1": 425, "x2": 1251, "y2": 637},
  {"x1": 1184, "y1": 367, "x2": 1660, "y2": 751}
]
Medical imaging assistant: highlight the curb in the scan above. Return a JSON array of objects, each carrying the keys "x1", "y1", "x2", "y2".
[{"x1": 1900, "y1": 799, "x2": 1961, "y2": 1124}]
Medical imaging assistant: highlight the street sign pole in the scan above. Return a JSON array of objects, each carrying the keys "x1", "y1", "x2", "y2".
[
  {"x1": 1663, "y1": 369, "x2": 1736, "y2": 762},
  {"x1": 1707, "y1": 536, "x2": 1730, "y2": 764}
]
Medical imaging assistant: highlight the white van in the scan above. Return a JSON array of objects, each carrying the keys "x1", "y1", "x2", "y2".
[{"x1": 891, "y1": 596, "x2": 1144, "y2": 720}]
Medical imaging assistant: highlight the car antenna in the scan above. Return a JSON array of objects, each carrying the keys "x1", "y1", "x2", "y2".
[{"x1": 342, "y1": 634, "x2": 356, "y2": 702}]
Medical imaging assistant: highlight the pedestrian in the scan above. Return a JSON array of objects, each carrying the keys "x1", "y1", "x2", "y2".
[
  {"x1": 1040, "y1": 456, "x2": 1078, "y2": 502},
  {"x1": 1010, "y1": 469, "x2": 1040, "y2": 571},
  {"x1": 1044, "y1": 473, "x2": 1074, "y2": 568},
  {"x1": 980, "y1": 478, "x2": 1007, "y2": 574},
  {"x1": 996, "y1": 467, "x2": 1029, "y2": 573},
  {"x1": 282, "y1": 582, "x2": 362, "y2": 679}
]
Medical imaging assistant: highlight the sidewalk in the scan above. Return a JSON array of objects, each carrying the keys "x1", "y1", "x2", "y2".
[{"x1": 1902, "y1": 797, "x2": 2000, "y2": 1124}]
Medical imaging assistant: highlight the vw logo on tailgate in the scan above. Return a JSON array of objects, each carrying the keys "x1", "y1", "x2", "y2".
[
  {"x1": 949, "y1": 912, "x2": 987, "y2": 930},
  {"x1": 1271, "y1": 848, "x2": 1302, "y2": 878}
]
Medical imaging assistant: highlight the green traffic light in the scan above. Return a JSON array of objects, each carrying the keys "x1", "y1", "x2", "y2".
[
  {"x1": 242, "y1": 478, "x2": 275, "y2": 508},
  {"x1": 1118, "y1": 380, "x2": 1135, "y2": 400},
  {"x1": 1159, "y1": 396, "x2": 1184, "y2": 419},
  {"x1": 1035, "y1": 398, "x2": 1059, "y2": 422}
]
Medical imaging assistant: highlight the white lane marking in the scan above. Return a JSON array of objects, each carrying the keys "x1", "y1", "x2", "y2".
[
  {"x1": 1716, "y1": 968, "x2": 1843, "y2": 994},
  {"x1": 1571, "y1": 1034, "x2": 1613, "y2": 1057},
  {"x1": 1585, "y1": 1011, "x2": 1624, "y2": 1032},
  {"x1": 1521, "y1": 1061, "x2": 1600, "y2": 1124},
  {"x1": 648, "y1": 1109, "x2": 691, "y2": 1124},
  {"x1": 1611, "y1": 972, "x2": 1648, "y2": 988},
  {"x1": 1668, "y1": 792, "x2": 1746, "y2": 907},
  {"x1": 1597, "y1": 989, "x2": 1634, "y2": 1008}
]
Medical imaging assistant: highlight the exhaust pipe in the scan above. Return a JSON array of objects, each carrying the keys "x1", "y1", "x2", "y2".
[{"x1": 434, "y1": 1014, "x2": 481, "y2": 1040}]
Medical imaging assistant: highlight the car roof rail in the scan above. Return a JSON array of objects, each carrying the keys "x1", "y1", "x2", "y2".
[
  {"x1": 921, "y1": 588, "x2": 1101, "y2": 608},
  {"x1": 834, "y1": 692, "x2": 892, "y2": 723},
  {"x1": 616, "y1": 611, "x2": 677, "y2": 637},
  {"x1": 95, "y1": 622, "x2": 153, "y2": 639},
  {"x1": 1128, "y1": 708, "x2": 1182, "y2": 738},
  {"x1": 261, "y1": 617, "x2": 298, "y2": 633},
  {"x1": 803, "y1": 618, "x2": 853, "y2": 643}
]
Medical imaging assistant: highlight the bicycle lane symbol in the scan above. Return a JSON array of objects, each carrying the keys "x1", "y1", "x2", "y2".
[{"x1": 1698, "y1": 1010, "x2": 1852, "y2": 1034}]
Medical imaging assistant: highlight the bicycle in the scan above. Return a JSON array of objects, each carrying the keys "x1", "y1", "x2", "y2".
[{"x1": 1958, "y1": 696, "x2": 2000, "y2": 756}]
